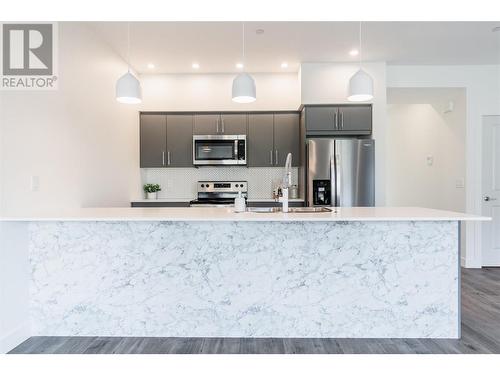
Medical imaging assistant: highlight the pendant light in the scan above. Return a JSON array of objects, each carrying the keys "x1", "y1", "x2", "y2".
[
  {"x1": 116, "y1": 23, "x2": 142, "y2": 104},
  {"x1": 232, "y1": 23, "x2": 256, "y2": 103},
  {"x1": 347, "y1": 22, "x2": 373, "y2": 102}
]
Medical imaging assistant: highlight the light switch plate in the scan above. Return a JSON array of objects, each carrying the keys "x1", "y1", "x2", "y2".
[
  {"x1": 30, "y1": 175, "x2": 39, "y2": 191},
  {"x1": 426, "y1": 155, "x2": 434, "y2": 166}
]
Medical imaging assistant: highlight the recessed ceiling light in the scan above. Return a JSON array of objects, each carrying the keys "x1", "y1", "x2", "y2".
[
  {"x1": 255, "y1": 29, "x2": 265, "y2": 35},
  {"x1": 236, "y1": 62, "x2": 244, "y2": 69},
  {"x1": 147, "y1": 63, "x2": 155, "y2": 69},
  {"x1": 349, "y1": 49, "x2": 359, "y2": 56},
  {"x1": 493, "y1": 26, "x2": 500, "y2": 32},
  {"x1": 192, "y1": 63, "x2": 200, "y2": 69},
  {"x1": 281, "y1": 62, "x2": 288, "y2": 69}
]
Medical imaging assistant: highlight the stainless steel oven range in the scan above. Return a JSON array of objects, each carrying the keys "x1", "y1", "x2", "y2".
[{"x1": 189, "y1": 181, "x2": 248, "y2": 207}]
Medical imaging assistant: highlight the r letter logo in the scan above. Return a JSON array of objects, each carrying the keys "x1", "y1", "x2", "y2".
[{"x1": 1, "y1": 23, "x2": 58, "y2": 90}]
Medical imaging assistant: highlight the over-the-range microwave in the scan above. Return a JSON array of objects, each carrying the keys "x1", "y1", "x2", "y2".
[{"x1": 193, "y1": 135, "x2": 247, "y2": 166}]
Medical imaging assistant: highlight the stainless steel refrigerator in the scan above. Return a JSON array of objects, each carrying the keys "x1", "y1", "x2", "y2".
[{"x1": 306, "y1": 138, "x2": 375, "y2": 207}]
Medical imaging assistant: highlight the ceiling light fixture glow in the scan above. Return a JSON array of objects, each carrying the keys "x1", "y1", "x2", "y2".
[
  {"x1": 116, "y1": 23, "x2": 142, "y2": 104},
  {"x1": 192, "y1": 63, "x2": 200, "y2": 69},
  {"x1": 349, "y1": 49, "x2": 359, "y2": 56},
  {"x1": 281, "y1": 62, "x2": 288, "y2": 68},
  {"x1": 236, "y1": 62, "x2": 244, "y2": 69},
  {"x1": 147, "y1": 63, "x2": 155, "y2": 69},
  {"x1": 232, "y1": 23, "x2": 256, "y2": 103},
  {"x1": 347, "y1": 22, "x2": 374, "y2": 102}
]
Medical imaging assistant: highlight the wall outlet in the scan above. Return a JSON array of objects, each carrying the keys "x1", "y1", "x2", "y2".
[
  {"x1": 426, "y1": 155, "x2": 434, "y2": 166},
  {"x1": 455, "y1": 178, "x2": 465, "y2": 188},
  {"x1": 30, "y1": 175, "x2": 40, "y2": 192}
]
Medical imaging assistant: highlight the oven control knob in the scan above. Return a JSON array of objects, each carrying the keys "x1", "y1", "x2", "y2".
[
  {"x1": 205, "y1": 184, "x2": 210, "y2": 188},
  {"x1": 201, "y1": 184, "x2": 205, "y2": 188}
]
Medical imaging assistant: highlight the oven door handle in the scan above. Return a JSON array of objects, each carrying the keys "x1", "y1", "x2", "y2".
[{"x1": 234, "y1": 140, "x2": 238, "y2": 160}]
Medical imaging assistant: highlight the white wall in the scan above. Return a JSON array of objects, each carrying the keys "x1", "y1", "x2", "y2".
[
  {"x1": 386, "y1": 90, "x2": 466, "y2": 212},
  {"x1": 300, "y1": 62, "x2": 387, "y2": 205},
  {"x1": 139, "y1": 73, "x2": 301, "y2": 111},
  {"x1": 387, "y1": 65, "x2": 500, "y2": 268},
  {"x1": 0, "y1": 23, "x2": 141, "y2": 214}
]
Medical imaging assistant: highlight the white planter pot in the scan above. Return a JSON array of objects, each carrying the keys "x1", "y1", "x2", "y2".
[{"x1": 146, "y1": 192, "x2": 157, "y2": 200}]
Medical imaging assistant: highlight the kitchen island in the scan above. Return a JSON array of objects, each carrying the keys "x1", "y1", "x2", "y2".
[{"x1": 0, "y1": 207, "x2": 488, "y2": 348}]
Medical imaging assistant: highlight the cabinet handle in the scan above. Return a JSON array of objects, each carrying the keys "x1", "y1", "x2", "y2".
[
  {"x1": 275, "y1": 150, "x2": 279, "y2": 165},
  {"x1": 270, "y1": 150, "x2": 273, "y2": 165},
  {"x1": 216, "y1": 118, "x2": 219, "y2": 133},
  {"x1": 167, "y1": 151, "x2": 171, "y2": 165},
  {"x1": 221, "y1": 118, "x2": 225, "y2": 133},
  {"x1": 162, "y1": 151, "x2": 165, "y2": 166},
  {"x1": 340, "y1": 111, "x2": 344, "y2": 130},
  {"x1": 333, "y1": 111, "x2": 337, "y2": 130}
]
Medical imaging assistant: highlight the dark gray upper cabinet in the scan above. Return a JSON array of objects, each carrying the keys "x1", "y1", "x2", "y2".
[
  {"x1": 305, "y1": 105, "x2": 372, "y2": 135},
  {"x1": 304, "y1": 106, "x2": 336, "y2": 132},
  {"x1": 140, "y1": 114, "x2": 167, "y2": 168},
  {"x1": 337, "y1": 105, "x2": 372, "y2": 133},
  {"x1": 248, "y1": 113, "x2": 300, "y2": 167},
  {"x1": 273, "y1": 113, "x2": 300, "y2": 167},
  {"x1": 220, "y1": 114, "x2": 247, "y2": 135},
  {"x1": 194, "y1": 113, "x2": 247, "y2": 135},
  {"x1": 193, "y1": 114, "x2": 220, "y2": 135},
  {"x1": 248, "y1": 114, "x2": 274, "y2": 167},
  {"x1": 166, "y1": 115, "x2": 193, "y2": 167}
]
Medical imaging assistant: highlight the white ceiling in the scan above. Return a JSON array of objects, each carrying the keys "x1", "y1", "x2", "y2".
[{"x1": 88, "y1": 21, "x2": 500, "y2": 74}]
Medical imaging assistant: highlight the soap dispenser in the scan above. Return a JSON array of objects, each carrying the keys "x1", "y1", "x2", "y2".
[{"x1": 234, "y1": 190, "x2": 246, "y2": 212}]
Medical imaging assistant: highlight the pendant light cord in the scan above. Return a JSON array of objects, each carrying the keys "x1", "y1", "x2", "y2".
[
  {"x1": 127, "y1": 22, "x2": 131, "y2": 72},
  {"x1": 242, "y1": 23, "x2": 245, "y2": 68},
  {"x1": 359, "y1": 21, "x2": 362, "y2": 68}
]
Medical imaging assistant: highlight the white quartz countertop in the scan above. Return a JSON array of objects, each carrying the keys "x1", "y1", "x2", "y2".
[
  {"x1": 0, "y1": 206, "x2": 490, "y2": 222},
  {"x1": 130, "y1": 198, "x2": 305, "y2": 203}
]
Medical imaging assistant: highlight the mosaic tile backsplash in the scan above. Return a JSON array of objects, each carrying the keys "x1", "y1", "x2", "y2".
[{"x1": 141, "y1": 167, "x2": 300, "y2": 200}]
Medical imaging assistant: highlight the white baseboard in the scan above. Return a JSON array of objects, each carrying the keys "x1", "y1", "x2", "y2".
[{"x1": 0, "y1": 322, "x2": 30, "y2": 354}]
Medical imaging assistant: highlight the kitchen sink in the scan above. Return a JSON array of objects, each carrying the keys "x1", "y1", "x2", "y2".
[{"x1": 246, "y1": 207, "x2": 333, "y2": 213}]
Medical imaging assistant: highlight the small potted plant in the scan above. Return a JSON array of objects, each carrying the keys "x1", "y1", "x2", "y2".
[{"x1": 144, "y1": 183, "x2": 161, "y2": 200}]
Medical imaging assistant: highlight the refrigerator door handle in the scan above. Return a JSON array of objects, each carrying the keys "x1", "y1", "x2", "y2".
[
  {"x1": 335, "y1": 153, "x2": 341, "y2": 206},
  {"x1": 330, "y1": 156, "x2": 335, "y2": 206}
]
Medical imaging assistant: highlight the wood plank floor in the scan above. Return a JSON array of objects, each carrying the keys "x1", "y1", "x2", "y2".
[{"x1": 8, "y1": 268, "x2": 500, "y2": 354}]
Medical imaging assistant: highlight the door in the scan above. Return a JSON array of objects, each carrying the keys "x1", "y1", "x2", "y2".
[
  {"x1": 335, "y1": 139, "x2": 375, "y2": 207},
  {"x1": 305, "y1": 106, "x2": 337, "y2": 133},
  {"x1": 307, "y1": 138, "x2": 335, "y2": 207},
  {"x1": 482, "y1": 116, "x2": 500, "y2": 266},
  {"x1": 193, "y1": 114, "x2": 220, "y2": 135},
  {"x1": 166, "y1": 115, "x2": 193, "y2": 167},
  {"x1": 273, "y1": 113, "x2": 300, "y2": 167},
  {"x1": 248, "y1": 114, "x2": 274, "y2": 167},
  {"x1": 338, "y1": 105, "x2": 372, "y2": 133},
  {"x1": 220, "y1": 114, "x2": 247, "y2": 135},
  {"x1": 140, "y1": 114, "x2": 167, "y2": 167}
]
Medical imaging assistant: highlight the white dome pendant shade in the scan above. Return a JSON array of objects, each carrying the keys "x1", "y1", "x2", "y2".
[
  {"x1": 232, "y1": 23, "x2": 256, "y2": 103},
  {"x1": 116, "y1": 23, "x2": 142, "y2": 104},
  {"x1": 232, "y1": 73, "x2": 256, "y2": 103},
  {"x1": 347, "y1": 69, "x2": 373, "y2": 102},
  {"x1": 116, "y1": 71, "x2": 142, "y2": 104},
  {"x1": 347, "y1": 22, "x2": 374, "y2": 102}
]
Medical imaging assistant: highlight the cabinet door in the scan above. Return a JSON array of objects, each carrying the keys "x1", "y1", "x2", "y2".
[
  {"x1": 166, "y1": 114, "x2": 193, "y2": 167},
  {"x1": 220, "y1": 114, "x2": 247, "y2": 135},
  {"x1": 140, "y1": 114, "x2": 167, "y2": 168},
  {"x1": 193, "y1": 114, "x2": 220, "y2": 134},
  {"x1": 248, "y1": 114, "x2": 274, "y2": 167},
  {"x1": 273, "y1": 113, "x2": 300, "y2": 167},
  {"x1": 305, "y1": 106, "x2": 336, "y2": 133},
  {"x1": 338, "y1": 105, "x2": 372, "y2": 133}
]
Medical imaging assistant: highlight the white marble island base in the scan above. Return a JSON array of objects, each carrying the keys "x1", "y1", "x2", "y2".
[{"x1": 29, "y1": 219, "x2": 460, "y2": 338}]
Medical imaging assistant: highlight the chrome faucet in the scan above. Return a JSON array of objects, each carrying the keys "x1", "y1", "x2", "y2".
[{"x1": 278, "y1": 153, "x2": 292, "y2": 213}]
